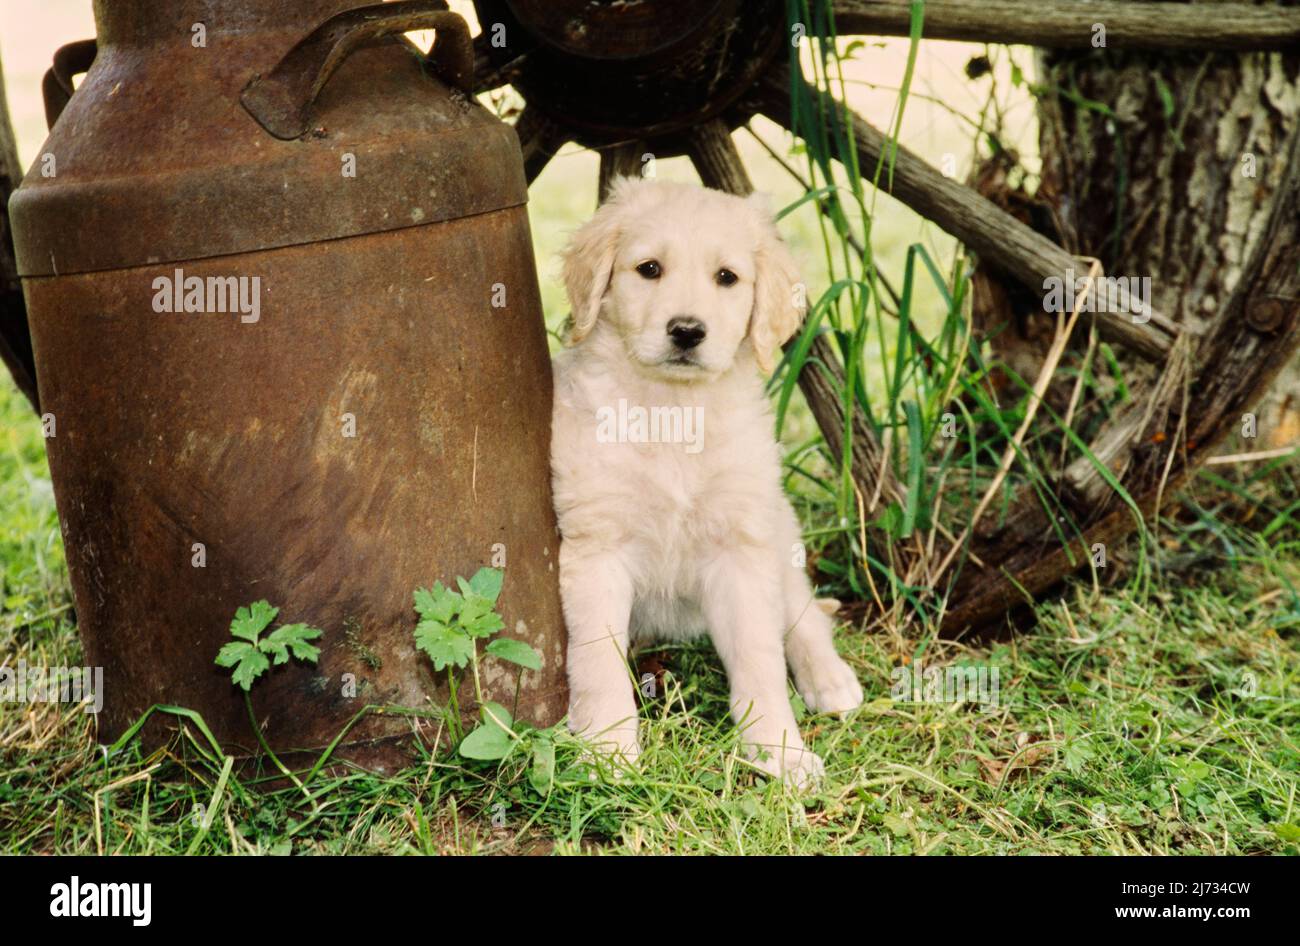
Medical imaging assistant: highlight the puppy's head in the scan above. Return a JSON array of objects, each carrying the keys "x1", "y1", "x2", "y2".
[{"x1": 561, "y1": 177, "x2": 804, "y2": 379}]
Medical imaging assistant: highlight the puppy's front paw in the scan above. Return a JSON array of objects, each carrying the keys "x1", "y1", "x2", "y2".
[
  {"x1": 749, "y1": 742, "x2": 825, "y2": 790},
  {"x1": 796, "y1": 654, "x2": 864, "y2": 716},
  {"x1": 603, "y1": 725, "x2": 642, "y2": 770},
  {"x1": 573, "y1": 720, "x2": 641, "y2": 775}
]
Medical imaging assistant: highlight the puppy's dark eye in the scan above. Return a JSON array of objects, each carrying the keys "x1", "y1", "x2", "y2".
[
  {"x1": 636, "y1": 260, "x2": 662, "y2": 279},
  {"x1": 715, "y1": 268, "x2": 738, "y2": 287}
]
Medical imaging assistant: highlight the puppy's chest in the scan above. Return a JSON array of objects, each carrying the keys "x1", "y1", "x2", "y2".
[
  {"x1": 552, "y1": 358, "x2": 782, "y2": 551},
  {"x1": 597, "y1": 427, "x2": 777, "y2": 547},
  {"x1": 606, "y1": 439, "x2": 728, "y2": 513}
]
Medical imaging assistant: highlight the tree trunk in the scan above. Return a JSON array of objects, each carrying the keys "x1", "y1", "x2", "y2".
[
  {"x1": 1036, "y1": 12, "x2": 1300, "y2": 449},
  {"x1": 940, "y1": 7, "x2": 1300, "y2": 633}
]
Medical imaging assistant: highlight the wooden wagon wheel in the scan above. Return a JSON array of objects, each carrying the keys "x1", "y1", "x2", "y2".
[{"x1": 469, "y1": 0, "x2": 1300, "y2": 634}]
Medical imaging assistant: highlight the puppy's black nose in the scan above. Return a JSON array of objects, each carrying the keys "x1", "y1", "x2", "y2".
[{"x1": 667, "y1": 316, "x2": 706, "y2": 350}]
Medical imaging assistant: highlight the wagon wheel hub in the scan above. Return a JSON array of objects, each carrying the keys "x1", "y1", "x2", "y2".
[{"x1": 473, "y1": 0, "x2": 783, "y2": 151}]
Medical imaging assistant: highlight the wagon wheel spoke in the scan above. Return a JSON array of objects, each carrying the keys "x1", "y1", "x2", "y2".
[
  {"x1": 829, "y1": 0, "x2": 1300, "y2": 52},
  {"x1": 685, "y1": 120, "x2": 755, "y2": 195},
  {"x1": 512, "y1": 105, "x2": 568, "y2": 185},
  {"x1": 754, "y1": 64, "x2": 1179, "y2": 362},
  {"x1": 471, "y1": 32, "x2": 527, "y2": 94},
  {"x1": 597, "y1": 142, "x2": 647, "y2": 203}
]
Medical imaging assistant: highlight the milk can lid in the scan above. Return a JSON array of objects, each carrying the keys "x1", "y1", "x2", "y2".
[{"x1": 9, "y1": 25, "x2": 528, "y2": 278}]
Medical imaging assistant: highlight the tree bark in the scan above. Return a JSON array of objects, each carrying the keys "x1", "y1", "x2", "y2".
[
  {"x1": 514, "y1": 104, "x2": 568, "y2": 184},
  {"x1": 1038, "y1": 17, "x2": 1300, "y2": 456},
  {"x1": 939, "y1": 9, "x2": 1300, "y2": 633}
]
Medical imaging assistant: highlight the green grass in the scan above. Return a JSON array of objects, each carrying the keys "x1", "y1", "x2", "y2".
[
  {"x1": 2, "y1": 2, "x2": 1297, "y2": 855},
  {"x1": 2, "y1": 372, "x2": 1296, "y2": 855}
]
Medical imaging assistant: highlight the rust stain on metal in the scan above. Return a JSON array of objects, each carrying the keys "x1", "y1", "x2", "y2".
[
  {"x1": 241, "y1": 3, "x2": 474, "y2": 140},
  {"x1": 11, "y1": 1, "x2": 525, "y2": 277}
]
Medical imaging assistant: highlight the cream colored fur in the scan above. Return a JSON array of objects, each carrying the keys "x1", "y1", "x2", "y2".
[{"x1": 551, "y1": 178, "x2": 863, "y2": 786}]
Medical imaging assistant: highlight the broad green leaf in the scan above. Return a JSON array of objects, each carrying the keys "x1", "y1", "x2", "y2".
[
  {"x1": 413, "y1": 582, "x2": 459, "y2": 623},
  {"x1": 462, "y1": 610, "x2": 505, "y2": 640},
  {"x1": 881, "y1": 812, "x2": 910, "y2": 837},
  {"x1": 230, "y1": 600, "x2": 277, "y2": 642},
  {"x1": 1170, "y1": 758, "x2": 1211, "y2": 785},
  {"x1": 262, "y1": 622, "x2": 323, "y2": 665},
  {"x1": 529, "y1": 735, "x2": 555, "y2": 795},
  {"x1": 215, "y1": 640, "x2": 269, "y2": 691},
  {"x1": 458, "y1": 595, "x2": 504, "y2": 639},
  {"x1": 412, "y1": 586, "x2": 437, "y2": 616},
  {"x1": 467, "y1": 567, "x2": 504, "y2": 604},
  {"x1": 414, "y1": 618, "x2": 473, "y2": 670},
  {"x1": 459, "y1": 704, "x2": 515, "y2": 761},
  {"x1": 215, "y1": 639, "x2": 255, "y2": 668},
  {"x1": 458, "y1": 722, "x2": 513, "y2": 760},
  {"x1": 486, "y1": 637, "x2": 541, "y2": 671},
  {"x1": 479, "y1": 701, "x2": 514, "y2": 731},
  {"x1": 1062, "y1": 738, "x2": 1097, "y2": 774}
]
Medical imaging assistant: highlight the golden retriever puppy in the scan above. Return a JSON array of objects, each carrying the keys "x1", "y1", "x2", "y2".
[{"x1": 551, "y1": 177, "x2": 863, "y2": 785}]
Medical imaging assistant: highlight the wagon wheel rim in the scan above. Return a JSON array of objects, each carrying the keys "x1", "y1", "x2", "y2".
[{"x1": 466, "y1": 0, "x2": 1300, "y2": 635}]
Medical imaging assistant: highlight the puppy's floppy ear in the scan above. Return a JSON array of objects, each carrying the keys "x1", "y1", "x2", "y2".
[
  {"x1": 746, "y1": 192, "x2": 805, "y2": 373},
  {"x1": 560, "y1": 185, "x2": 628, "y2": 345}
]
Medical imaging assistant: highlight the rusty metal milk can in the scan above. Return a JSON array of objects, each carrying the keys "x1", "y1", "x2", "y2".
[{"x1": 8, "y1": 0, "x2": 566, "y2": 766}]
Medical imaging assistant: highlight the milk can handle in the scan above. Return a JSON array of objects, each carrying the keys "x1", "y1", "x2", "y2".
[
  {"x1": 41, "y1": 39, "x2": 98, "y2": 129},
  {"x1": 240, "y1": 2, "x2": 474, "y2": 140}
]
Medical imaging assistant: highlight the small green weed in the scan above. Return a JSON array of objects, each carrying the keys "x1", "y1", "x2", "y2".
[
  {"x1": 214, "y1": 600, "x2": 323, "y2": 802},
  {"x1": 411, "y1": 567, "x2": 555, "y2": 793}
]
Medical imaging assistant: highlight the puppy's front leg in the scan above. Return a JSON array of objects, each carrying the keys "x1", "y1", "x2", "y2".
[
  {"x1": 560, "y1": 542, "x2": 639, "y2": 764},
  {"x1": 702, "y1": 548, "x2": 823, "y2": 787}
]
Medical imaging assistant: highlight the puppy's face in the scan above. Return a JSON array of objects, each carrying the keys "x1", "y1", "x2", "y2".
[{"x1": 562, "y1": 178, "x2": 805, "y2": 380}]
